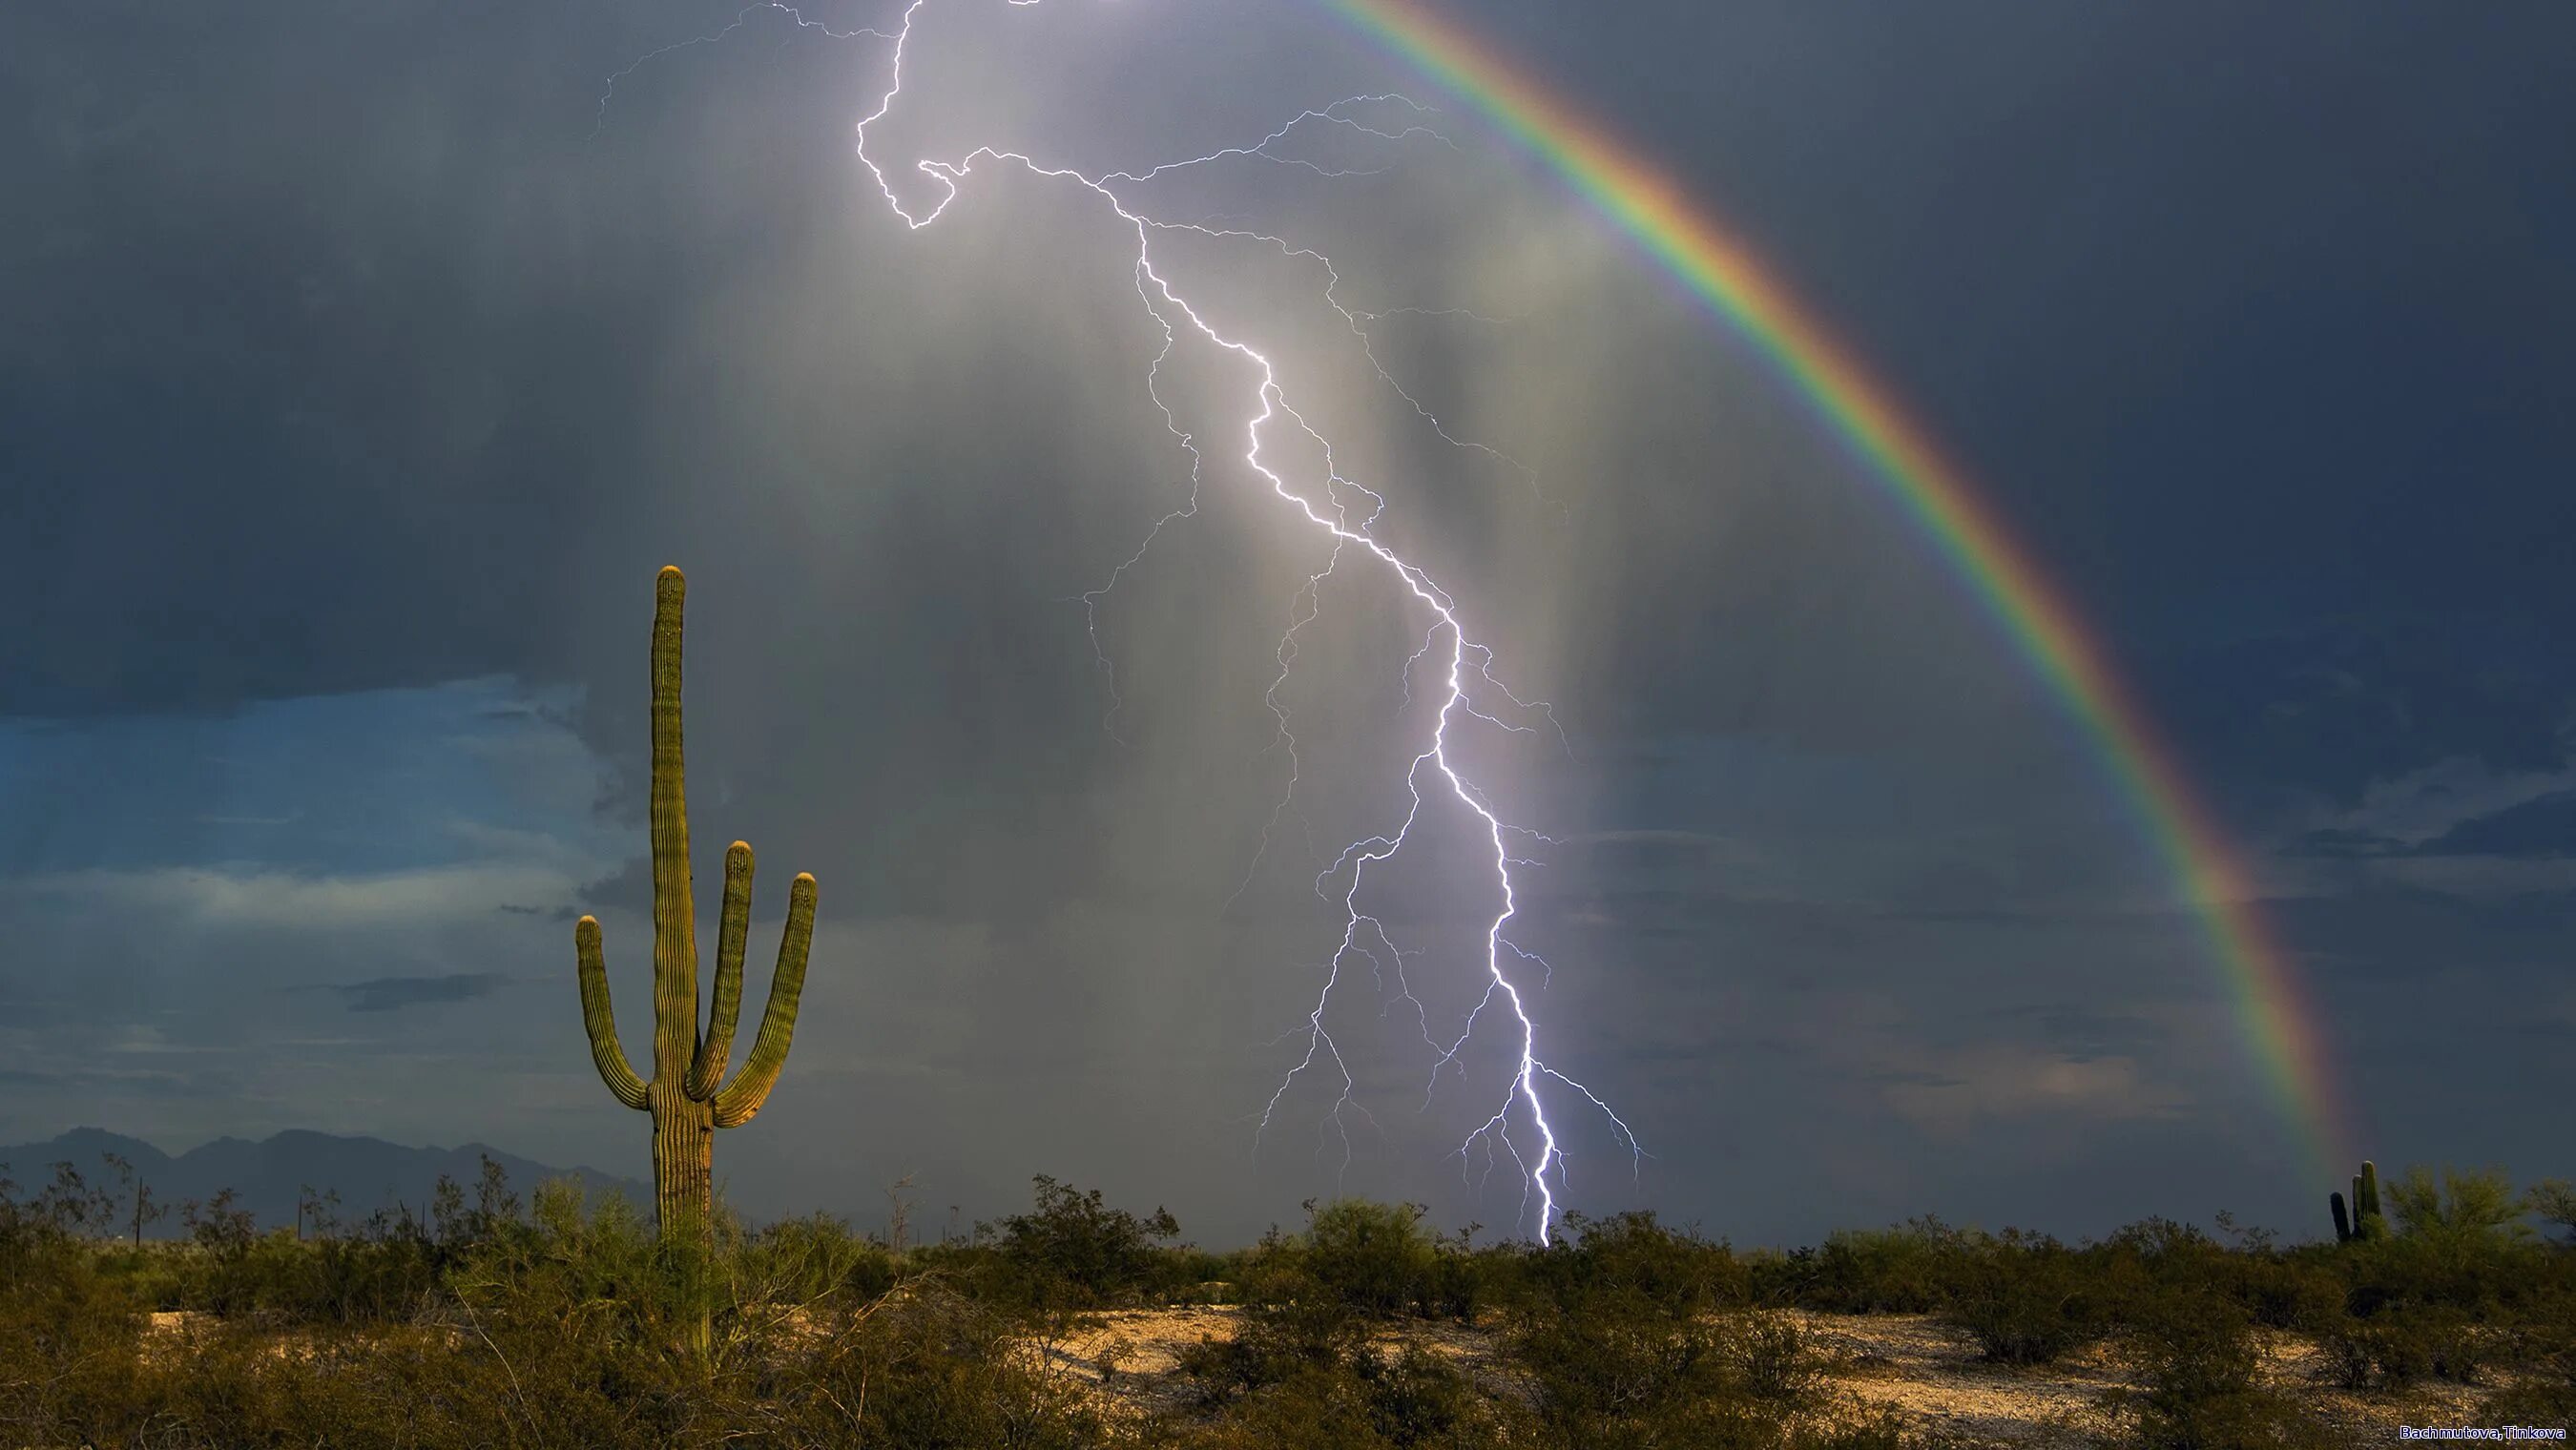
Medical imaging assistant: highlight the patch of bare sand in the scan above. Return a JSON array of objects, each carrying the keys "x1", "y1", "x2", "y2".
[
  {"x1": 1793, "y1": 1311, "x2": 2123, "y2": 1445},
  {"x1": 140, "y1": 1309, "x2": 470, "y2": 1368}
]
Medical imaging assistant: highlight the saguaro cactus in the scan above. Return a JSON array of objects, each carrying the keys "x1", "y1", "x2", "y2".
[
  {"x1": 575, "y1": 566, "x2": 818, "y2": 1265},
  {"x1": 2332, "y1": 1159, "x2": 2386, "y2": 1243}
]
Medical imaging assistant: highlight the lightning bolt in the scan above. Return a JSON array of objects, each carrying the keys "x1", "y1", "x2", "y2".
[{"x1": 604, "y1": 0, "x2": 1638, "y2": 1243}]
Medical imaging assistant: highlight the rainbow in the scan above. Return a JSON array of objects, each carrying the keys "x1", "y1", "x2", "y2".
[{"x1": 1327, "y1": 0, "x2": 2351, "y2": 1181}]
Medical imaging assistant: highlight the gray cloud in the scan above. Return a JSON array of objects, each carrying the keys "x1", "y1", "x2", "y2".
[
  {"x1": 2143, "y1": 617, "x2": 2576, "y2": 817},
  {"x1": 2283, "y1": 829, "x2": 2409, "y2": 860},
  {"x1": 332, "y1": 973, "x2": 512, "y2": 1014},
  {"x1": 2408, "y1": 791, "x2": 2576, "y2": 860}
]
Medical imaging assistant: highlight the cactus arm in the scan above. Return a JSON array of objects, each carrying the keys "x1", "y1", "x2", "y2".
[
  {"x1": 712, "y1": 872, "x2": 818, "y2": 1129},
  {"x1": 2331, "y1": 1191, "x2": 2352, "y2": 1244},
  {"x1": 649, "y1": 566, "x2": 700, "y2": 1085},
  {"x1": 575, "y1": 916, "x2": 652, "y2": 1111},
  {"x1": 688, "y1": 841, "x2": 756, "y2": 1101}
]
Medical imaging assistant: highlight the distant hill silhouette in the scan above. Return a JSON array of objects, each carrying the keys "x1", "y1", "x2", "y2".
[{"x1": 0, "y1": 1128, "x2": 647, "y2": 1238}]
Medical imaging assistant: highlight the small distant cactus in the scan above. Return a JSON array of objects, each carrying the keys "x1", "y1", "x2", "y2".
[
  {"x1": 2332, "y1": 1159, "x2": 2386, "y2": 1243},
  {"x1": 575, "y1": 567, "x2": 819, "y2": 1349}
]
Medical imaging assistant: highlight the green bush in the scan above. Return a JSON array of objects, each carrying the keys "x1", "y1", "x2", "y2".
[
  {"x1": 1162, "y1": 1341, "x2": 1517, "y2": 1450},
  {"x1": 1419, "y1": 1224, "x2": 1491, "y2": 1322},
  {"x1": 1178, "y1": 1226, "x2": 1374, "y2": 1407},
  {"x1": 1941, "y1": 1229, "x2": 2107, "y2": 1366},
  {"x1": 2529, "y1": 1179, "x2": 2576, "y2": 1247},
  {"x1": 1301, "y1": 1198, "x2": 1436, "y2": 1317},
  {"x1": 1791, "y1": 1217, "x2": 1961, "y2": 1313},
  {"x1": 981, "y1": 1173, "x2": 1183, "y2": 1311},
  {"x1": 1495, "y1": 1213, "x2": 1836, "y2": 1446},
  {"x1": 2101, "y1": 1282, "x2": 2337, "y2": 1450},
  {"x1": 2226, "y1": 1248, "x2": 2347, "y2": 1332}
]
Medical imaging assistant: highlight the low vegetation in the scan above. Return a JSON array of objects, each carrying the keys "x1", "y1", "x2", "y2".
[{"x1": 1, "y1": 1154, "x2": 2569, "y2": 1447}]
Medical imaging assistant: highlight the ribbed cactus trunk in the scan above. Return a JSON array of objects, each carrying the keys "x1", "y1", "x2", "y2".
[
  {"x1": 576, "y1": 566, "x2": 820, "y2": 1359},
  {"x1": 651, "y1": 1080, "x2": 715, "y2": 1247}
]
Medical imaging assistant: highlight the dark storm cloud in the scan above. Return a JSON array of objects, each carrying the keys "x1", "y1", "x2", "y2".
[
  {"x1": 2282, "y1": 786, "x2": 2576, "y2": 860},
  {"x1": 2264, "y1": 885, "x2": 2576, "y2": 990},
  {"x1": 1979, "y1": 1005, "x2": 2163, "y2": 1066},
  {"x1": 331, "y1": 972, "x2": 512, "y2": 1013},
  {"x1": 2283, "y1": 829, "x2": 2409, "y2": 860},
  {"x1": 2138, "y1": 617, "x2": 2576, "y2": 813},
  {"x1": 495, "y1": 902, "x2": 560, "y2": 917},
  {"x1": 2406, "y1": 792, "x2": 2576, "y2": 860},
  {"x1": 0, "y1": 6, "x2": 631, "y2": 718}
]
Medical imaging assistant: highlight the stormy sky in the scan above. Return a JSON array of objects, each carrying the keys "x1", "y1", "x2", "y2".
[{"x1": 3, "y1": 0, "x2": 2568, "y2": 1250}]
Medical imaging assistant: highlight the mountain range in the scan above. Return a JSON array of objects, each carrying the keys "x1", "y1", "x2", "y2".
[{"x1": 0, "y1": 1128, "x2": 648, "y2": 1239}]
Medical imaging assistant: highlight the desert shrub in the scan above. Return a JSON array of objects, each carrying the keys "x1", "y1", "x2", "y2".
[
  {"x1": 2228, "y1": 1247, "x2": 2348, "y2": 1331},
  {"x1": 1301, "y1": 1198, "x2": 1437, "y2": 1317},
  {"x1": 779, "y1": 1284, "x2": 1111, "y2": 1450},
  {"x1": 1940, "y1": 1228, "x2": 2107, "y2": 1365},
  {"x1": 2103, "y1": 1283, "x2": 2336, "y2": 1450},
  {"x1": 722, "y1": 1205, "x2": 898, "y2": 1309},
  {"x1": 1729, "y1": 1306, "x2": 1822, "y2": 1402},
  {"x1": 981, "y1": 1174, "x2": 1183, "y2": 1311},
  {"x1": 1178, "y1": 1226, "x2": 1374, "y2": 1407},
  {"x1": 2092, "y1": 1217, "x2": 2231, "y2": 1318},
  {"x1": 1347, "y1": 1344, "x2": 1486, "y2": 1446},
  {"x1": 0, "y1": 1164, "x2": 100, "y2": 1310},
  {"x1": 1161, "y1": 1244, "x2": 1237, "y2": 1298},
  {"x1": 154, "y1": 1161, "x2": 550, "y2": 1324},
  {"x1": 1162, "y1": 1340, "x2": 1515, "y2": 1450},
  {"x1": 1418, "y1": 1225, "x2": 1494, "y2": 1322},
  {"x1": 2336, "y1": 1168, "x2": 2548, "y2": 1322},
  {"x1": 1179, "y1": 1197, "x2": 1511, "y2": 1427},
  {"x1": 441, "y1": 1179, "x2": 695, "y2": 1354},
  {"x1": 2453, "y1": 1274, "x2": 2570, "y2": 1424},
  {"x1": 0, "y1": 1244, "x2": 145, "y2": 1439},
  {"x1": 1506, "y1": 1210, "x2": 1750, "y2": 1317},
  {"x1": 2387, "y1": 1165, "x2": 2530, "y2": 1246},
  {"x1": 1502, "y1": 1213, "x2": 1829, "y2": 1446},
  {"x1": 2530, "y1": 1179, "x2": 2576, "y2": 1247},
  {"x1": 1792, "y1": 1217, "x2": 1961, "y2": 1313},
  {"x1": 2313, "y1": 1299, "x2": 2490, "y2": 1389},
  {"x1": 2480, "y1": 1378, "x2": 2576, "y2": 1435},
  {"x1": 2493, "y1": 1272, "x2": 2576, "y2": 1389}
]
